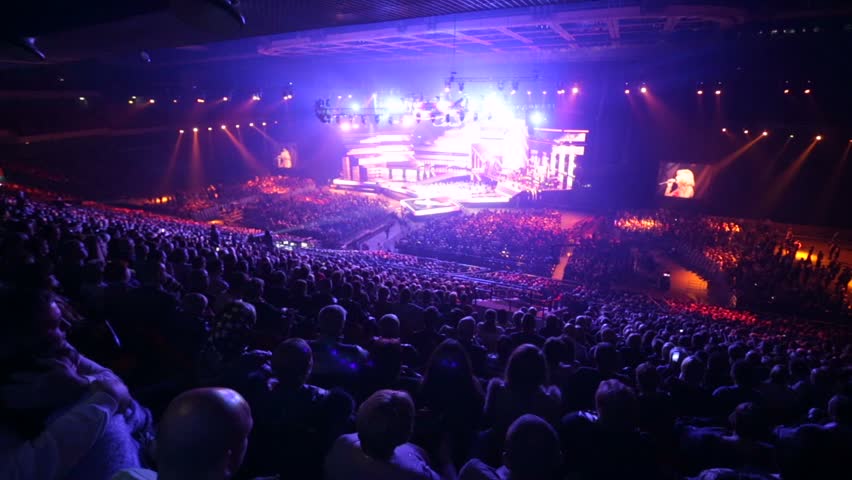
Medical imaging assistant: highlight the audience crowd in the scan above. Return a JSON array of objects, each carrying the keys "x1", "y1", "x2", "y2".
[
  {"x1": 1, "y1": 192, "x2": 850, "y2": 480},
  {"x1": 397, "y1": 210, "x2": 568, "y2": 275},
  {"x1": 613, "y1": 212, "x2": 851, "y2": 316}
]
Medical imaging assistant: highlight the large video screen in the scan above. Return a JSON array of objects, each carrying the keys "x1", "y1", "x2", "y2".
[
  {"x1": 336, "y1": 101, "x2": 588, "y2": 202},
  {"x1": 657, "y1": 163, "x2": 712, "y2": 199}
]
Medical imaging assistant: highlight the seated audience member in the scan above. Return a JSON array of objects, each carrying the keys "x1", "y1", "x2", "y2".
[
  {"x1": 564, "y1": 342, "x2": 631, "y2": 412},
  {"x1": 668, "y1": 355, "x2": 714, "y2": 418},
  {"x1": 112, "y1": 388, "x2": 253, "y2": 480},
  {"x1": 459, "y1": 414, "x2": 562, "y2": 480},
  {"x1": 560, "y1": 380, "x2": 657, "y2": 479},
  {"x1": 538, "y1": 315, "x2": 563, "y2": 339},
  {"x1": 508, "y1": 314, "x2": 545, "y2": 348},
  {"x1": 480, "y1": 344, "x2": 561, "y2": 465},
  {"x1": 681, "y1": 402, "x2": 777, "y2": 475},
  {"x1": 244, "y1": 338, "x2": 352, "y2": 478},
  {"x1": 476, "y1": 309, "x2": 504, "y2": 352},
  {"x1": 635, "y1": 362, "x2": 674, "y2": 439},
  {"x1": 309, "y1": 305, "x2": 369, "y2": 381},
  {"x1": 416, "y1": 339, "x2": 484, "y2": 468},
  {"x1": 1, "y1": 286, "x2": 147, "y2": 480},
  {"x1": 713, "y1": 360, "x2": 763, "y2": 416},
  {"x1": 324, "y1": 389, "x2": 446, "y2": 480},
  {"x1": 455, "y1": 317, "x2": 487, "y2": 376}
]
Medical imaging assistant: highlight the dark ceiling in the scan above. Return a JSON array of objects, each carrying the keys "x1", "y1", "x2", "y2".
[{"x1": 2, "y1": 0, "x2": 851, "y2": 68}]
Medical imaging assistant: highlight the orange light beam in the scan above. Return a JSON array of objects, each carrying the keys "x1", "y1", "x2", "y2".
[
  {"x1": 159, "y1": 133, "x2": 184, "y2": 193},
  {"x1": 761, "y1": 139, "x2": 818, "y2": 213},
  {"x1": 817, "y1": 141, "x2": 852, "y2": 213},
  {"x1": 222, "y1": 128, "x2": 265, "y2": 175},
  {"x1": 250, "y1": 124, "x2": 281, "y2": 148},
  {"x1": 189, "y1": 130, "x2": 204, "y2": 193},
  {"x1": 701, "y1": 133, "x2": 766, "y2": 191}
]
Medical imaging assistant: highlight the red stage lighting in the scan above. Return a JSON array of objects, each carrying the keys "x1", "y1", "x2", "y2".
[
  {"x1": 640, "y1": 86, "x2": 648, "y2": 94},
  {"x1": 192, "y1": 127, "x2": 198, "y2": 133}
]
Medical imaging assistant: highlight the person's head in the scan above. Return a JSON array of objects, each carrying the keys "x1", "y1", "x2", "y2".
[
  {"x1": 456, "y1": 316, "x2": 476, "y2": 341},
  {"x1": 271, "y1": 338, "x2": 312, "y2": 388},
  {"x1": 769, "y1": 364, "x2": 788, "y2": 385},
  {"x1": 828, "y1": 394, "x2": 850, "y2": 426},
  {"x1": 422, "y1": 339, "x2": 481, "y2": 398},
  {"x1": 1, "y1": 287, "x2": 64, "y2": 353},
  {"x1": 181, "y1": 293, "x2": 208, "y2": 317},
  {"x1": 188, "y1": 269, "x2": 209, "y2": 294},
  {"x1": 317, "y1": 304, "x2": 347, "y2": 339},
  {"x1": 593, "y1": 342, "x2": 618, "y2": 373},
  {"x1": 502, "y1": 415, "x2": 562, "y2": 480},
  {"x1": 729, "y1": 402, "x2": 769, "y2": 440},
  {"x1": 595, "y1": 379, "x2": 638, "y2": 431},
  {"x1": 156, "y1": 388, "x2": 253, "y2": 480},
  {"x1": 680, "y1": 355, "x2": 705, "y2": 385},
  {"x1": 635, "y1": 362, "x2": 660, "y2": 394},
  {"x1": 484, "y1": 308, "x2": 498, "y2": 325},
  {"x1": 521, "y1": 313, "x2": 536, "y2": 333},
  {"x1": 356, "y1": 390, "x2": 414, "y2": 461},
  {"x1": 377, "y1": 314, "x2": 400, "y2": 339},
  {"x1": 543, "y1": 337, "x2": 570, "y2": 367},
  {"x1": 730, "y1": 360, "x2": 755, "y2": 388},
  {"x1": 244, "y1": 277, "x2": 264, "y2": 301},
  {"x1": 506, "y1": 344, "x2": 548, "y2": 393}
]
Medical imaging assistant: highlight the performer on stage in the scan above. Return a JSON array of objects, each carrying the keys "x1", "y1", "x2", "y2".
[{"x1": 664, "y1": 168, "x2": 696, "y2": 198}]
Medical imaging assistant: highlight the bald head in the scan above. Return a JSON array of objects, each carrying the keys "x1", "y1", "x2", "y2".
[{"x1": 156, "y1": 388, "x2": 253, "y2": 479}]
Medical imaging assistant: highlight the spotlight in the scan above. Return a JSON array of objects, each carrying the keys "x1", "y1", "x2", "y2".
[
  {"x1": 192, "y1": 127, "x2": 198, "y2": 132},
  {"x1": 78, "y1": 96, "x2": 86, "y2": 101},
  {"x1": 722, "y1": 128, "x2": 727, "y2": 132},
  {"x1": 172, "y1": 99, "x2": 178, "y2": 103},
  {"x1": 251, "y1": 94, "x2": 261, "y2": 101},
  {"x1": 347, "y1": 94, "x2": 352, "y2": 99},
  {"x1": 131, "y1": 96, "x2": 137, "y2": 100},
  {"x1": 351, "y1": 103, "x2": 360, "y2": 112},
  {"x1": 261, "y1": 122, "x2": 267, "y2": 126},
  {"x1": 527, "y1": 90, "x2": 532, "y2": 95},
  {"x1": 530, "y1": 112, "x2": 544, "y2": 125},
  {"x1": 744, "y1": 129, "x2": 749, "y2": 134},
  {"x1": 235, "y1": 124, "x2": 240, "y2": 129},
  {"x1": 640, "y1": 86, "x2": 648, "y2": 94},
  {"x1": 624, "y1": 89, "x2": 630, "y2": 94},
  {"x1": 714, "y1": 89, "x2": 722, "y2": 95},
  {"x1": 783, "y1": 89, "x2": 790, "y2": 94},
  {"x1": 789, "y1": 134, "x2": 794, "y2": 138},
  {"x1": 249, "y1": 122, "x2": 254, "y2": 127},
  {"x1": 207, "y1": 127, "x2": 212, "y2": 131},
  {"x1": 804, "y1": 89, "x2": 811, "y2": 94},
  {"x1": 222, "y1": 96, "x2": 229, "y2": 101},
  {"x1": 337, "y1": 95, "x2": 342, "y2": 100},
  {"x1": 149, "y1": 99, "x2": 155, "y2": 104},
  {"x1": 697, "y1": 90, "x2": 704, "y2": 95},
  {"x1": 510, "y1": 90, "x2": 516, "y2": 95},
  {"x1": 196, "y1": 98, "x2": 205, "y2": 103},
  {"x1": 341, "y1": 122, "x2": 351, "y2": 131},
  {"x1": 179, "y1": 129, "x2": 185, "y2": 134},
  {"x1": 444, "y1": 86, "x2": 450, "y2": 93},
  {"x1": 815, "y1": 135, "x2": 822, "y2": 141},
  {"x1": 571, "y1": 86, "x2": 580, "y2": 95},
  {"x1": 542, "y1": 90, "x2": 547, "y2": 95},
  {"x1": 220, "y1": 125, "x2": 227, "y2": 129},
  {"x1": 762, "y1": 131, "x2": 768, "y2": 136}
]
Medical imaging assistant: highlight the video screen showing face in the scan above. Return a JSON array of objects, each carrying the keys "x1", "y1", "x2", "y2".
[{"x1": 658, "y1": 163, "x2": 712, "y2": 199}]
